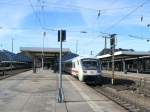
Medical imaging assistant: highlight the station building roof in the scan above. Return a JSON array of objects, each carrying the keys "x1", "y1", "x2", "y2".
[
  {"x1": 96, "y1": 48, "x2": 134, "y2": 56},
  {"x1": 61, "y1": 52, "x2": 79, "y2": 62},
  {"x1": 20, "y1": 47, "x2": 70, "y2": 59}
]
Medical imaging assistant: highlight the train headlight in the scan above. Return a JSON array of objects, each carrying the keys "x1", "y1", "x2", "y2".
[{"x1": 83, "y1": 70, "x2": 87, "y2": 73}]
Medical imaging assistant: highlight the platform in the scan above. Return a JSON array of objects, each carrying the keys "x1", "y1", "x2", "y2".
[{"x1": 0, "y1": 69, "x2": 127, "y2": 112}]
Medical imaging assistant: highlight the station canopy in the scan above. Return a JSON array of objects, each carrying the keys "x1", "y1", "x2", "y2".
[
  {"x1": 97, "y1": 49, "x2": 150, "y2": 61},
  {"x1": 20, "y1": 47, "x2": 70, "y2": 59}
]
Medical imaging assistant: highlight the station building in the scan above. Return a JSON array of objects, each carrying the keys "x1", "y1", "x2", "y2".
[
  {"x1": 20, "y1": 47, "x2": 78, "y2": 69},
  {"x1": 97, "y1": 48, "x2": 150, "y2": 74}
]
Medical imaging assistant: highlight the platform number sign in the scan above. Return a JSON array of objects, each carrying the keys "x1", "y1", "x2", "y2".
[{"x1": 58, "y1": 30, "x2": 66, "y2": 42}]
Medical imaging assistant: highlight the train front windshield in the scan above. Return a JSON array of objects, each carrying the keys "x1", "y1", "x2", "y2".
[{"x1": 81, "y1": 59, "x2": 100, "y2": 70}]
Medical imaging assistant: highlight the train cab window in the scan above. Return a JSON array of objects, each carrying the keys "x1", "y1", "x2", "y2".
[{"x1": 81, "y1": 59, "x2": 100, "y2": 70}]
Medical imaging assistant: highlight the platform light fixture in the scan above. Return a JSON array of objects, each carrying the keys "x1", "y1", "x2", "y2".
[{"x1": 42, "y1": 31, "x2": 46, "y2": 70}]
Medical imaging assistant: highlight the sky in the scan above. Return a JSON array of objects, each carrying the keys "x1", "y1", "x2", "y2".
[{"x1": 0, "y1": 0, "x2": 150, "y2": 56}]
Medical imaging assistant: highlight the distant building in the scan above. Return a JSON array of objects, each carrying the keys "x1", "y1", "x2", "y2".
[
  {"x1": 96, "y1": 48, "x2": 150, "y2": 74},
  {"x1": 0, "y1": 50, "x2": 32, "y2": 68},
  {"x1": 0, "y1": 50, "x2": 31, "y2": 63},
  {"x1": 19, "y1": 47, "x2": 75, "y2": 69}
]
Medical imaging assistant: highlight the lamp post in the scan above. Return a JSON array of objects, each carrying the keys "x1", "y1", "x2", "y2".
[
  {"x1": 102, "y1": 36, "x2": 110, "y2": 49},
  {"x1": 110, "y1": 34, "x2": 117, "y2": 85},
  {"x1": 0, "y1": 44, "x2": 3, "y2": 50},
  {"x1": 11, "y1": 38, "x2": 14, "y2": 73},
  {"x1": 42, "y1": 31, "x2": 46, "y2": 70},
  {"x1": 76, "y1": 40, "x2": 78, "y2": 54},
  {"x1": 0, "y1": 27, "x2": 3, "y2": 50},
  {"x1": 78, "y1": 31, "x2": 87, "y2": 54},
  {"x1": 12, "y1": 38, "x2": 14, "y2": 53}
]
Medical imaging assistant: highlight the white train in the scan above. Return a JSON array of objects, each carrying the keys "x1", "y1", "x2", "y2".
[{"x1": 63, "y1": 56, "x2": 102, "y2": 82}]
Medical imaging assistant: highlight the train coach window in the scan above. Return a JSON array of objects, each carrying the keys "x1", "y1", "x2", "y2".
[
  {"x1": 72, "y1": 62, "x2": 75, "y2": 68},
  {"x1": 66, "y1": 62, "x2": 72, "y2": 68},
  {"x1": 77, "y1": 60, "x2": 79, "y2": 65}
]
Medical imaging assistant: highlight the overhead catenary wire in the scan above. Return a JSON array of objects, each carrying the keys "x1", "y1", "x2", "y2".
[
  {"x1": 128, "y1": 34, "x2": 150, "y2": 40},
  {"x1": 1, "y1": 0, "x2": 149, "y2": 34},
  {"x1": 1, "y1": 1, "x2": 150, "y2": 54},
  {"x1": 44, "y1": 1, "x2": 144, "y2": 12},
  {"x1": 96, "y1": 0, "x2": 119, "y2": 31},
  {"x1": 0, "y1": 0, "x2": 149, "y2": 38},
  {"x1": 0, "y1": 0, "x2": 56, "y2": 31},
  {"x1": 1, "y1": 0, "x2": 149, "y2": 27},
  {"x1": 0, "y1": 26, "x2": 149, "y2": 42},
  {"x1": 28, "y1": 0, "x2": 43, "y2": 29},
  {"x1": 0, "y1": 1, "x2": 145, "y2": 12},
  {"x1": 109, "y1": 0, "x2": 119, "y2": 6},
  {"x1": 104, "y1": 0, "x2": 150, "y2": 32},
  {"x1": 37, "y1": 0, "x2": 46, "y2": 28},
  {"x1": 0, "y1": 26, "x2": 146, "y2": 39},
  {"x1": 0, "y1": 26, "x2": 99, "y2": 33},
  {"x1": 1, "y1": 1, "x2": 146, "y2": 32}
]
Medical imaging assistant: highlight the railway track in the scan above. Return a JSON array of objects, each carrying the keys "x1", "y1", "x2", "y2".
[
  {"x1": 64, "y1": 73, "x2": 150, "y2": 112},
  {"x1": 0, "y1": 68, "x2": 31, "y2": 80},
  {"x1": 92, "y1": 85, "x2": 150, "y2": 112}
]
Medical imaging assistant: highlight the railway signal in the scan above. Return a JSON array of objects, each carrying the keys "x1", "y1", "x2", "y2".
[{"x1": 58, "y1": 30, "x2": 66, "y2": 42}]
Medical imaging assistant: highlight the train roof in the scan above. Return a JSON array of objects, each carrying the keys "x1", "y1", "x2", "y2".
[
  {"x1": 75, "y1": 56, "x2": 98, "y2": 59},
  {"x1": 64, "y1": 56, "x2": 98, "y2": 62}
]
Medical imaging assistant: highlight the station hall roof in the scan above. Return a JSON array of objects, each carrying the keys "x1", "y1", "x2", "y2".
[
  {"x1": 20, "y1": 47, "x2": 70, "y2": 52},
  {"x1": 20, "y1": 47, "x2": 70, "y2": 59}
]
